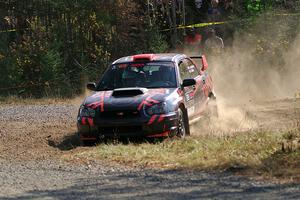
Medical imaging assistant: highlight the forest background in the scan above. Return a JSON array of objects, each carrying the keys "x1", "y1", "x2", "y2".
[{"x1": 0, "y1": 0, "x2": 299, "y2": 97}]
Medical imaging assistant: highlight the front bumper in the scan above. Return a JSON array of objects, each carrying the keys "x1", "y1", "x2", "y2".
[{"x1": 77, "y1": 112, "x2": 179, "y2": 140}]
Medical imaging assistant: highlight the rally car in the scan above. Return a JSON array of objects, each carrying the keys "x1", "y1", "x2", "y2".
[{"x1": 77, "y1": 53, "x2": 215, "y2": 144}]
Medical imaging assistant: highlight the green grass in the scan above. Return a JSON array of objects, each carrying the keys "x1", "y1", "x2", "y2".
[
  {"x1": 66, "y1": 128, "x2": 300, "y2": 182},
  {"x1": 72, "y1": 132, "x2": 283, "y2": 171}
]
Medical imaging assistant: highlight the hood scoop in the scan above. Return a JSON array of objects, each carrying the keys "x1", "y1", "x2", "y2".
[{"x1": 112, "y1": 88, "x2": 148, "y2": 97}]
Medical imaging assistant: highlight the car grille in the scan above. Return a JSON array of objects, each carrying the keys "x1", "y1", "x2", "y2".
[{"x1": 99, "y1": 110, "x2": 140, "y2": 118}]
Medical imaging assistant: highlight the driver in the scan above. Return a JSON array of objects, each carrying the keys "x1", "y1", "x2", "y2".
[{"x1": 150, "y1": 67, "x2": 175, "y2": 86}]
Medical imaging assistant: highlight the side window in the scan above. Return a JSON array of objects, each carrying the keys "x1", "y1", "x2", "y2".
[
  {"x1": 179, "y1": 60, "x2": 190, "y2": 81},
  {"x1": 186, "y1": 59, "x2": 200, "y2": 78}
]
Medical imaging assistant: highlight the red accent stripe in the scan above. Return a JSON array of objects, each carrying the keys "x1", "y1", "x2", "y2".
[
  {"x1": 138, "y1": 96, "x2": 159, "y2": 111},
  {"x1": 87, "y1": 118, "x2": 94, "y2": 126},
  {"x1": 148, "y1": 115, "x2": 157, "y2": 125},
  {"x1": 82, "y1": 117, "x2": 87, "y2": 125},
  {"x1": 149, "y1": 98, "x2": 159, "y2": 104},
  {"x1": 147, "y1": 131, "x2": 170, "y2": 138},
  {"x1": 100, "y1": 92, "x2": 105, "y2": 112},
  {"x1": 158, "y1": 114, "x2": 165, "y2": 122},
  {"x1": 138, "y1": 100, "x2": 145, "y2": 111}
]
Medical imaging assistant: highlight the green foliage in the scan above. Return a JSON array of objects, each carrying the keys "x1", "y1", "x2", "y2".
[
  {"x1": 0, "y1": 0, "x2": 156, "y2": 97},
  {"x1": 146, "y1": 28, "x2": 169, "y2": 53},
  {"x1": 246, "y1": 0, "x2": 263, "y2": 14},
  {"x1": 0, "y1": 1, "x2": 299, "y2": 97}
]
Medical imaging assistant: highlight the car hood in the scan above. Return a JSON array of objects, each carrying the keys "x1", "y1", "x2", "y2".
[{"x1": 83, "y1": 88, "x2": 178, "y2": 111}]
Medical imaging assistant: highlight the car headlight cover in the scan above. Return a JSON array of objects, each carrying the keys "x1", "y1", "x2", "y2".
[
  {"x1": 79, "y1": 106, "x2": 96, "y2": 117},
  {"x1": 146, "y1": 102, "x2": 169, "y2": 115}
]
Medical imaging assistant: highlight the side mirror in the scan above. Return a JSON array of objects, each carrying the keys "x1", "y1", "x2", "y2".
[
  {"x1": 86, "y1": 82, "x2": 96, "y2": 91},
  {"x1": 201, "y1": 55, "x2": 208, "y2": 71},
  {"x1": 182, "y1": 79, "x2": 196, "y2": 87}
]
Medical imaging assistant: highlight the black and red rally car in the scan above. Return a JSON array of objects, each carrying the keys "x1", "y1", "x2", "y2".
[{"x1": 77, "y1": 53, "x2": 215, "y2": 143}]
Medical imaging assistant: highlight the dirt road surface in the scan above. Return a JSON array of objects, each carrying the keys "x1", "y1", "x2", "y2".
[{"x1": 0, "y1": 99, "x2": 300, "y2": 199}]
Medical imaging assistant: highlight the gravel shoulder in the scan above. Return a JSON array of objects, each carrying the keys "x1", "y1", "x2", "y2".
[
  {"x1": 1, "y1": 159, "x2": 299, "y2": 200},
  {"x1": 0, "y1": 99, "x2": 299, "y2": 199}
]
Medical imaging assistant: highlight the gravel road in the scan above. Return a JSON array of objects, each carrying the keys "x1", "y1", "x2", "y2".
[
  {"x1": 0, "y1": 100, "x2": 300, "y2": 199},
  {"x1": 1, "y1": 159, "x2": 300, "y2": 200}
]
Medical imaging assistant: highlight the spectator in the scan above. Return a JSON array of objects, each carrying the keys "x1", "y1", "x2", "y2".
[
  {"x1": 184, "y1": 27, "x2": 203, "y2": 54},
  {"x1": 204, "y1": 28, "x2": 224, "y2": 55},
  {"x1": 195, "y1": 0, "x2": 203, "y2": 9},
  {"x1": 224, "y1": 0, "x2": 234, "y2": 10},
  {"x1": 208, "y1": 0, "x2": 221, "y2": 22},
  {"x1": 211, "y1": 0, "x2": 219, "y2": 8}
]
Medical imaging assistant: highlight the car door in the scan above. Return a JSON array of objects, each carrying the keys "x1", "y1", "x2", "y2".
[
  {"x1": 184, "y1": 58, "x2": 208, "y2": 116},
  {"x1": 178, "y1": 58, "x2": 199, "y2": 117}
]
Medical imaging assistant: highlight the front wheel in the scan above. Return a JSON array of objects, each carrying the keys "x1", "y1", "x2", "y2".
[{"x1": 177, "y1": 108, "x2": 189, "y2": 138}]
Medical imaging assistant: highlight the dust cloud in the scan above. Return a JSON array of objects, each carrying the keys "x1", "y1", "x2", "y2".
[{"x1": 186, "y1": 15, "x2": 300, "y2": 135}]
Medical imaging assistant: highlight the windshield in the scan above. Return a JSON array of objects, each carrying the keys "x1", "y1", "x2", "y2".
[{"x1": 97, "y1": 62, "x2": 177, "y2": 91}]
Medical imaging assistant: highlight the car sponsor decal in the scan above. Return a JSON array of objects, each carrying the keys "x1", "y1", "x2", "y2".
[{"x1": 147, "y1": 88, "x2": 168, "y2": 95}]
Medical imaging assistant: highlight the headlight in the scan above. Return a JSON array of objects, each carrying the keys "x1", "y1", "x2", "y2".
[
  {"x1": 79, "y1": 106, "x2": 96, "y2": 117},
  {"x1": 145, "y1": 102, "x2": 169, "y2": 115}
]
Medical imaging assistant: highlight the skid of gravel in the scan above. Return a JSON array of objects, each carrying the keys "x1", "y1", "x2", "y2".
[{"x1": 1, "y1": 102, "x2": 300, "y2": 199}]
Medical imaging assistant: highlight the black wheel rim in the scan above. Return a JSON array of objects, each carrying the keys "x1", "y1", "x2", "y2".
[{"x1": 178, "y1": 110, "x2": 186, "y2": 138}]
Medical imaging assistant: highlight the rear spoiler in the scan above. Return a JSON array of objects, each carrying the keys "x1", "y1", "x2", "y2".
[
  {"x1": 189, "y1": 55, "x2": 208, "y2": 71},
  {"x1": 189, "y1": 56, "x2": 203, "y2": 59}
]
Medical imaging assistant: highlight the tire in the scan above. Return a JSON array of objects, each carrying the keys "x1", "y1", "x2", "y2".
[{"x1": 177, "y1": 108, "x2": 189, "y2": 138}]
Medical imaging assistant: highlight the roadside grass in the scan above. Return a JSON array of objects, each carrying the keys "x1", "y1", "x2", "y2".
[
  {"x1": 264, "y1": 129, "x2": 300, "y2": 181},
  {"x1": 67, "y1": 129, "x2": 300, "y2": 182},
  {"x1": 67, "y1": 132, "x2": 282, "y2": 171},
  {"x1": 262, "y1": 150, "x2": 300, "y2": 182}
]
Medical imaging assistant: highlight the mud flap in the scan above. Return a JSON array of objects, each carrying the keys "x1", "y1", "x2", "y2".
[{"x1": 183, "y1": 109, "x2": 191, "y2": 135}]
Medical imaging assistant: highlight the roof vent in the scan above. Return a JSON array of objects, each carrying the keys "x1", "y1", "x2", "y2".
[{"x1": 112, "y1": 88, "x2": 148, "y2": 97}]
